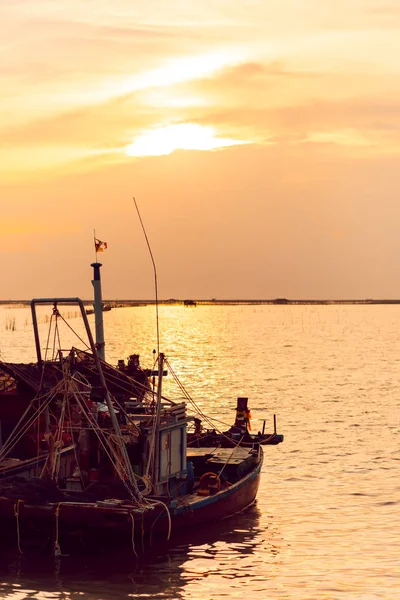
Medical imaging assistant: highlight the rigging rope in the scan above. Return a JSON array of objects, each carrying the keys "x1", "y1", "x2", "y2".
[
  {"x1": 0, "y1": 385, "x2": 61, "y2": 462},
  {"x1": 13, "y1": 500, "x2": 23, "y2": 555}
]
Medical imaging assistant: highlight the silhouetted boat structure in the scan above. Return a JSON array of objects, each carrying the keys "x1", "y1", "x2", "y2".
[
  {"x1": 85, "y1": 303, "x2": 112, "y2": 315},
  {"x1": 183, "y1": 299, "x2": 197, "y2": 307},
  {"x1": 0, "y1": 264, "x2": 283, "y2": 554}
]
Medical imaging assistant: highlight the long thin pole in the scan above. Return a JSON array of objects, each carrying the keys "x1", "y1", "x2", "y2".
[
  {"x1": 133, "y1": 197, "x2": 160, "y2": 356},
  {"x1": 93, "y1": 228, "x2": 98, "y2": 263}
]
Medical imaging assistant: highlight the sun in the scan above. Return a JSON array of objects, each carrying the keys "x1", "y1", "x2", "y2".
[{"x1": 125, "y1": 123, "x2": 248, "y2": 157}]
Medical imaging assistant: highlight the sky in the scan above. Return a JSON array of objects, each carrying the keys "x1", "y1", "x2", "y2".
[{"x1": 1, "y1": 0, "x2": 400, "y2": 299}]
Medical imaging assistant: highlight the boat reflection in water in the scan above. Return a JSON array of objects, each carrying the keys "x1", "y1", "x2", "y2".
[{"x1": 0, "y1": 505, "x2": 274, "y2": 600}]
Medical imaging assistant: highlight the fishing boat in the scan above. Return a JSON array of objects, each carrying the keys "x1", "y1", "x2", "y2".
[{"x1": 0, "y1": 262, "x2": 283, "y2": 554}]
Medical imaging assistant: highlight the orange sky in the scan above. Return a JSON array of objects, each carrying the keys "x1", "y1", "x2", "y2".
[{"x1": 1, "y1": 1, "x2": 400, "y2": 299}]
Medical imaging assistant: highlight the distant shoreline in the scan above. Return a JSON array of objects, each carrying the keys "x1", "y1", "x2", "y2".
[{"x1": 1, "y1": 299, "x2": 400, "y2": 306}]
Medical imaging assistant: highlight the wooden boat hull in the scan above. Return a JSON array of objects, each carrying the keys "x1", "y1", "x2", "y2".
[{"x1": 0, "y1": 449, "x2": 263, "y2": 552}]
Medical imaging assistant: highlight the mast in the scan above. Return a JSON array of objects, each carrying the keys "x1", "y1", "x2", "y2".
[
  {"x1": 152, "y1": 352, "x2": 164, "y2": 491},
  {"x1": 91, "y1": 262, "x2": 105, "y2": 361}
]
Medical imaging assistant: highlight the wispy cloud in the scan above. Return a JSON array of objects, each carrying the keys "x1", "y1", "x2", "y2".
[{"x1": 1, "y1": 0, "x2": 400, "y2": 181}]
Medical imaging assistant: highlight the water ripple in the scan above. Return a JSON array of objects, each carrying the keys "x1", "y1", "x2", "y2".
[{"x1": 0, "y1": 304, "x2": 399, "y2": 598}]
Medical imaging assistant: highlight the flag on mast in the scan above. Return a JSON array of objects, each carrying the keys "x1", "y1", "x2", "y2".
[{"x1": 95, "y1": 238, "x2": 107, "y2": 252}]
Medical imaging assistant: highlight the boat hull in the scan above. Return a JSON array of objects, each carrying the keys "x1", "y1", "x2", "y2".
[{"x1": 0, "y1": 450, "x2": 263, "y2": 552}]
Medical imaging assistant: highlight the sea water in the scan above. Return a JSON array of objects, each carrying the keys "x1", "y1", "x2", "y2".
[{"x1": 0, "y1": 303, "x2": 398, "y2": 599}]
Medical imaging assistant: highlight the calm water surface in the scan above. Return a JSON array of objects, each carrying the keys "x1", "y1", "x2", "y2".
[{"x1": 0, "y1": 304, "x2": 398, "y2": 599}]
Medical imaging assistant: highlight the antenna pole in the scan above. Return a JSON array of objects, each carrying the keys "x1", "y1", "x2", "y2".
[
  {"x1": 93, "y1": 229, "x2": 98, "y2": 263},
  {"x1": 133, "y1": 197, "x2": 160, "y2": 355}
]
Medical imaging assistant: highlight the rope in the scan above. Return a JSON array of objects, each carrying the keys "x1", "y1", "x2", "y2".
[
  {"x1": 141, "y1": 512, "x2": 145, "y2": 553},
  {"x1": 43, "y1": 311, "x2": 54, "y2": 364},
  {"x1": 54, "y1": 503, "x2": 68, "y2": 557},
  {"x1": 148, "y1": 499, "x2": 172, "y2": 542},
  {"x1": 52, "y1": 311, "x2": 61, "y2": 361},
  {"x1": 164, "y1": 357, "x2": 270, "y2": 448},
  {"x1": 53, "y1": 311, "x2": 90, "y2": 352},
  {"x1": 139, "y1": 475, "x2": 153, "y2": 496},
  {"x1": 164, "y1": 358, "x2": 229, "y2": 435},
  {"x1": 67, "y1": 396, "x2": 85, "y2": 488},
  {"x1": 72, "y1": 388, "x2": 130, "y2": 484},
  {"x1": 13, "y1": 500, "x2": 23, "y2": 554},
  {"x1": 218, "y1": 435, "x2": 244, "y2": 479},
  {"x1": 0, "y1": 385, "x2": 60, "y2": 462},
  {"x1": 68, "y1": 376, "x2": 143, "y2": 502},
  {"x1": 0, "y1": 389, "x2": 54, "y2": 458},
  {"x1": 73, "y1": 347, "x2": 155, "y2": 404},
  {"x1": 130, "y1": 512, "x2": 138, "y2": 558},
  {"x1": 52, "y1": 395, "x2": 67, "y2": 480}
]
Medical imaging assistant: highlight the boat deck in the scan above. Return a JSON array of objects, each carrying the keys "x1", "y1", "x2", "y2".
[{"x1": 187, "y1": 446, "x2": 259, "y2": 483}]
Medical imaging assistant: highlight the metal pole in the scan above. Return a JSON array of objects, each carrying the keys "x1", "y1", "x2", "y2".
[
  {"x1": 31, "y1": 301, "x2": 42, "y2": 366},
  {"x1": 91, "y1": 262, "x2": 105, "y2": 361},
  {"x1": 152, "y1": 352, "x2": 164, "y2": 491}
]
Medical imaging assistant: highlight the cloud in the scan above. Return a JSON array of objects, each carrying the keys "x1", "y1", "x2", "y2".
[{"x1": 2, "y1": 25, "x2": 400, "y2": 183}]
